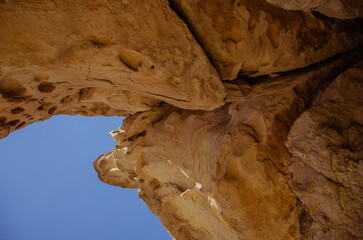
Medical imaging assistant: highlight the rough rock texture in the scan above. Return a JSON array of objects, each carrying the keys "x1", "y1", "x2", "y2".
[
  {"x1": 0, "y1": 0, "x2": 226, "y2": 138},
  {"x1": 1, "y1": 0, "x2": 362, "y2": 239},
  {"x1": 266, "y1": 0, "x2": 363, "y2": 19},
  {"x1": 286, "y1": 62, "x2": 363, "y2": 239},
  {"x1": 94, "y1": 51, "x2": 362, "y2": 240},
  {"x1": 171, "y1": 0, "x2": 363, "y2": 79}
]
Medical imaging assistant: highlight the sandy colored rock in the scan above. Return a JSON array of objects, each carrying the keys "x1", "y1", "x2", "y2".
[
  {"x1": 171, "y1": 0, "x2": 363, "y2": 79},
  {"x1": 95, "y1": 50, "x2": 362, "y2": 239},
  {"x1": 286, "y1": 61, "x2": 363, "y2": 239},
  {"x1": 0, "y1": 0, "x2": 226, "y2": 137},
  {"x1": 1, "y1": 1, "x2": 362, "y2": 239},
  {"x1": 266, "y1": 0, "x2": 363, "y2": 19},
  {"x1": 0, "y1": 0, "x2": 228, "y2": 138}
]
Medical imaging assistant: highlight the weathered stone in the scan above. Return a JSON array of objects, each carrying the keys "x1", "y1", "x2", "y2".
[
  {"x1": 0, "y1": 0, "x2": 226, "y2": 132},
  {"x1": 286, "y1": 61, "x2": 363, "y2": 240},
  {"x1": 170, "y1": 0, "x2": 363, "y2": 79},
  {"x1": 95, "y1": 50, "x2": 362, "y2": 239},
  {"x1": 266, "y1": 0, "x2": 363, "y2": 19},
  {"x1": 0, "y1": 0, "x2": 362, "y2": 239}
]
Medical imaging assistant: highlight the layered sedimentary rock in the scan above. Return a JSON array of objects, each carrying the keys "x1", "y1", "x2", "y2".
[
  {"x1": 287, "y1": 62, "x2": 363, "y2": 239},
  {"x1": 95, "y1": 51, "x2": 362, "y2": 240},
  {"x1": 1, "y1": 0, "x2": 362, "y2": 239},
  {"x1": 170, "y1": 0, "x2": 363, "y2": 79},
  {"x1": 266, "y1": 0, "x2": 363, "y2": 19},
  {"x1": 0, "y1": 0, "x2": 226, "y2": 138}
]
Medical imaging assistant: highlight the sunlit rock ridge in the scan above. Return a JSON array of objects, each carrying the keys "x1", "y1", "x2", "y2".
[{"x1": 1, "y1": 1, "x2": 362, "y2": 239}]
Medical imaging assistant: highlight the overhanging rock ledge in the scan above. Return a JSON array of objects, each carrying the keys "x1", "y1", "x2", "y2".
[{"x1": 1, "y1": 0, "x2": 362, "y2": 239}]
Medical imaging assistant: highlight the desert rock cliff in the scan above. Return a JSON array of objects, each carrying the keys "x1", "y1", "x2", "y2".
[{"x1": 1, "y1": 0, "x2": 362, "y2": 239}]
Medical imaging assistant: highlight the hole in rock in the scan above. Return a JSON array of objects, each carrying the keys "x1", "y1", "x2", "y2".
[
  {"x1": 10, "y1": 107, "x2": 25, "y2": 114},
  {"x1": 38, "y1": 81, "x2": 56, "y2": 93},
  {"x1": 0, "y1": 115, "x2": 171, "y2": 240}
]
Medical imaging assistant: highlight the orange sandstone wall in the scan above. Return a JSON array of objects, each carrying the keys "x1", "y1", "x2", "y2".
[{"x1": 1, "y1": 1, "x2": 362, "y2": 239}]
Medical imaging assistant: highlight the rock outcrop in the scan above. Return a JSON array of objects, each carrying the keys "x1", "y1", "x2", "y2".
[
  {"x1": 170, "y1": 0, "x2": 363, "y2": 79},
  {"x1": 0, "y1": 0, "x2": 226, "y2": 138},
  {"x1": 94, "y1": 50, "x2": 362, "y2": 240},
  {"x1": 286, "y1": 61, "x2": 363, "y2": 239},
  {"x1": 1, "y1": 0, "x2": 362, "y2": 239},
  {"x1": 265, "y1": 0, "x2": 363, "y2": 19}
]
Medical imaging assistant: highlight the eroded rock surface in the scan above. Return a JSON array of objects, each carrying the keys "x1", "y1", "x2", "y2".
[
  {"x1": 170, "y1": 0, "x2": 363, "y2": 79},
  {"x1": 0, "y1": 0, "x2": 226, "y2": 138},
  {"x1": 266, "y1": 0, "x2": 363, "y2": 19},
  {"x1": 0, "y1": 0, "x2": 362, "y2": 239},
  {"x1": 94, "y1": 51, "x2": 362, "y2": 239},
  {"x1": 287, "y1": 61, "x2": 363, "y2": 239}
]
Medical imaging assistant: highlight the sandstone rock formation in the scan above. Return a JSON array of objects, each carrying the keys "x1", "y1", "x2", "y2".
[
  {"x1": 0, "y1": 0, "x2": 226, "y2": 138},
  {"x1": 94, "y1": 51, "x2": 362, "y2": 240},
  {"x1": 1, "y1": 0, "x2": 362, "y2": 239},
  {"x1": 170, "y1": 0, "x2": 363, "y2": 79},
  {"x1": 266, "y1": 0, "x2": 363, "y2": 19},
  {"x1": 287, "y1": 62, "x2": 363, "y2": 239}
]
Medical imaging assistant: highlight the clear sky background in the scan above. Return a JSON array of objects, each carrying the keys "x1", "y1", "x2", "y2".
[{"x1": 0, "y1": 115, "x2": 171, "y2": 240}]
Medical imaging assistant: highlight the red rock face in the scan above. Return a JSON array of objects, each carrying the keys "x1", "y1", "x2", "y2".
[{"x1": 1, "y1": 0, "x2": 362, "y2": 239}]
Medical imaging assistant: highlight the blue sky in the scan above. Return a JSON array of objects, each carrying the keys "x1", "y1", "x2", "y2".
[{"x1": 0, "y1": 115, "x2": 171, "y2": 240}]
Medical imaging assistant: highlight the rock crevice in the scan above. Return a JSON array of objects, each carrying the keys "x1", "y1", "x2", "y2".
[
  {"x1": 95, "y1": 49, "x2": 362, "y2": 239},
  {"x1": 0, "y1": 0, "x2": 362, "y2": 239}
]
